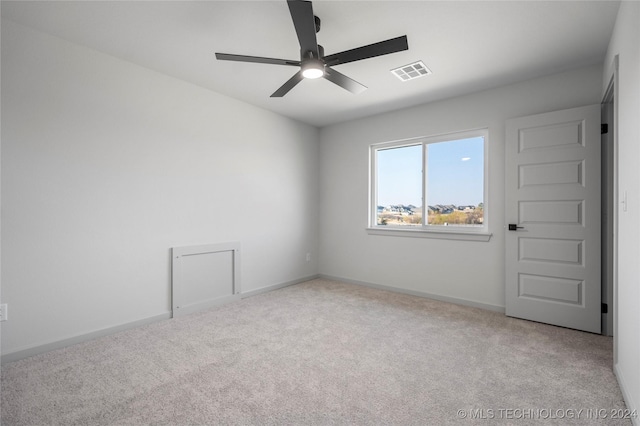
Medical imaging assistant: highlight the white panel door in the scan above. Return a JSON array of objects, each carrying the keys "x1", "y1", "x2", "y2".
[{"x1": 505, "y1": 105, "x2": 601, "y2": 333}]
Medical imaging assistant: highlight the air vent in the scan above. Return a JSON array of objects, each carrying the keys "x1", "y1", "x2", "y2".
[{"x1": 391, "y1": 61, "x2": 432, "y2": 81}]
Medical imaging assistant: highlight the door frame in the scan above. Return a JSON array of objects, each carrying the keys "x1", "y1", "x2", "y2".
[{"x1": 602, "y1": 56, "x2": 619, "y2": 360}]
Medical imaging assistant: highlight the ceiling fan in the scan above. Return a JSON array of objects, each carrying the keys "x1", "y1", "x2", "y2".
[{"x1": 215, "y1": 0, "x2": 409, "y2": 97}]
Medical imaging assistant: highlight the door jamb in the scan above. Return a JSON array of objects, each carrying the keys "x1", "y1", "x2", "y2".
[{"x1": 601, "y1": 55, "x2": 619, "y2": 361}]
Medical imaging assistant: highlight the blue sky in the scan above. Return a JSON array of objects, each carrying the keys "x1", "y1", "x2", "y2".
[{"x1": 377, "y1": 137, "x2": 484, "y2": 207}]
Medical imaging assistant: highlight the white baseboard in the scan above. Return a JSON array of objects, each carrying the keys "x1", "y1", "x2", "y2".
[
  {"x1": 1, "y1": 274, "x2": 503, "y2": 364},
  {"x1": 1, "y1": 275, "x2": 320, "y2": 364},
  {"x1": 241, "y1": 274, "x2": 319, "y2": 299},
  {"x1": 318, "y1": 274, "x2": 506, "y2": 313},
  {"x1": 1, "y1": 312, "x2": 172, "y2": 364},
  {"x1": 615, "y1": 362, "x2": 639, "y2": 426}
]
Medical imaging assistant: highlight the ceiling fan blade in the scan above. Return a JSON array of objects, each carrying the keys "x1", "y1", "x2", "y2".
[
  {"x1": 271, "y1": 70, "x2": 305, "y2": 97},
  {"x1": 324, "y1": 67, "x2": 367, "y2": 94},
  {"x1": 287, "y1": 0, "x2": 319, "y2": 57},
  {"x1": 323, "y1": 35, "x2": 408, "y2": 67},
  {"x1": 215, "y1": 53, "x2": 300, "y2": 67}
]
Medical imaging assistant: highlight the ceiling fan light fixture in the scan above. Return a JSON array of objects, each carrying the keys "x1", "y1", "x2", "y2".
[{"x1": 301, "y1": 59, "x2": 325, "y2": 79}]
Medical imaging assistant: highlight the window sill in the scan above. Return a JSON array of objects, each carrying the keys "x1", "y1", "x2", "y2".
[{"x1": 366, "y1": 227, "x2": 492, "y2": 242}]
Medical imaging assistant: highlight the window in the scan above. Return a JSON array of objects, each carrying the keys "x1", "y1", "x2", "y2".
[{"x1": 369, "y1": 129, "x2": 490, "y2": 240}]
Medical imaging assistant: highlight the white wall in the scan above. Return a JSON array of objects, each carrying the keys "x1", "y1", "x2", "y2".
[
  {"x1": 1, "y1": 20, "x2": 320, "y2": 356},
  {"x1": 318, "y1": 64, "x2": 603, "y2": 310},
  {"x1": 603, "y1": 1, "x2": 640, "y2": 419}
]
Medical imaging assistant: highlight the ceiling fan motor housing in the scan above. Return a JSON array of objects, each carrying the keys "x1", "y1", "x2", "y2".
[{"x1": 302, "y1": 44, "x2": 324, "y2": 60}]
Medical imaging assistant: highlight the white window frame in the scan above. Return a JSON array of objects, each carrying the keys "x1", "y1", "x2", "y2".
[{"x1": 368, "y1": 128, "x2": 492, "y2": 242}]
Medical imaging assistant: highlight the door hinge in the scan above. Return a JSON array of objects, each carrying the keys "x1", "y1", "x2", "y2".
[
  {"x1": 601, "y1": 303, "x2": 608, "y2": 314},
  {"x1": 601, "y1": 123, "x2": 608, "y2": 134}
]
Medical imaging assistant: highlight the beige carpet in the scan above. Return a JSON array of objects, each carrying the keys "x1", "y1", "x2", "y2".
[{"x1": 1, "y1": 279, "x2": 630, "y2": 425}]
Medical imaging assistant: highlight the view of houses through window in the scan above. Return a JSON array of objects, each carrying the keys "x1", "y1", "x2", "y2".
[{"x1": 373, "y1": 132, "x2": 485, "y2": 228}]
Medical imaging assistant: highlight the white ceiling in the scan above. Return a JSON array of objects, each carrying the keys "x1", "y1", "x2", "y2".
[{"x1": 2, "y1": 0, "x2": 620, "y2": 128}]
